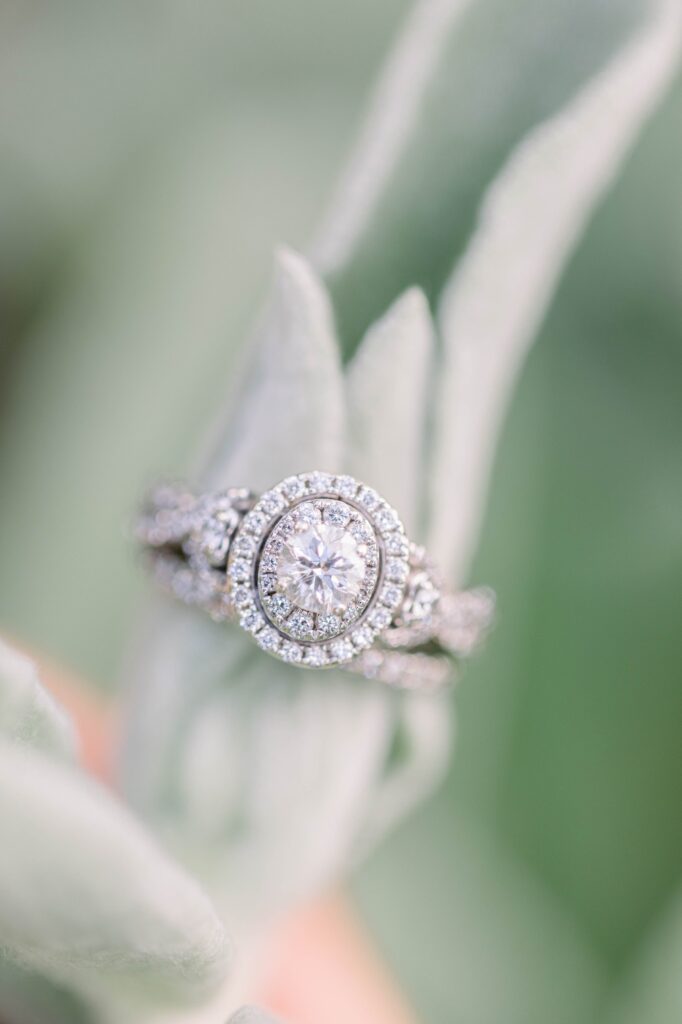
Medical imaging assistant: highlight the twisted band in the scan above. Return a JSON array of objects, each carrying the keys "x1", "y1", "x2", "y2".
[{"x1": 136, "y1": 472, "x2": 494, "y2": 691}]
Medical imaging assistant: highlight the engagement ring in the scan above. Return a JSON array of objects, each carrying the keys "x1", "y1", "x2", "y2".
[{"x1": 136, "y1": 472, "x2": 494, "y2": 691}]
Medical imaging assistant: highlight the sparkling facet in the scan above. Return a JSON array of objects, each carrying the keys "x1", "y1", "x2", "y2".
[
  {"x1": 240, "y1": 609, "x2": 265, "y2": 634},
  {"x1": 306, "y1": 471, "x2": 334, "y2": 493},
  {"x1": 303, "y1": 645, "x2": 328, "y2": 668},
  {"x1": 287, "y1": 609, "x2": 315, "y2": 639},
  {"x1": 276, "y1": 523, "x2": 366, "y2": 614},
  {"x1": 380, "y1": 584, "x2": 403, "y2": 610},
  {"x1": 324, "y1": 503, "x2": 351, "y2": 526},
  {"x1": 386, "y1": 558, "x2": 409, "y2": 583},
  {"x1": 257, "y1": 627, "x2": 279, "y2": 651},
  {"x1": 280, "y1": 641, "x2": 303, "y2": 663},
  {"x1": 334, "y1": 475, "x2": 358, "y2": 499},
  {"x1": 282, "y1": 476, "x2": 305, "y2": 500},
  {"x1": 351, "y1": 625, "x2": 374, "y2": 650},
  {"x1": 369, "y1": 607, "x2": 392, "y2": 630},
  {"x1": 229, "y1": 559, "x2": 250, "y2": 581},
  {"x1": 267, "y1": 593, "x2": 292, "y2": 619},
  {"x1": 232, "y1": 585, "x2": 251, "y2": 607},
  {"x1": 295, "y1": 502, "x2": 320, "y2": 524},
  {"x1": 329, "y1": 639, "x2": 355, "y2": 663},
  {"x1": 386, "y1": 533, "x2": 409, "y2": 556},
  {"x1": 317, "y1": 613, "x2": 342, "y2": 637}
]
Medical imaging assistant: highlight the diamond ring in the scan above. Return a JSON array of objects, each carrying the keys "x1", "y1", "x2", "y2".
[{"x1": 136, "y1": 472, "x2": 494, "y2": 691}]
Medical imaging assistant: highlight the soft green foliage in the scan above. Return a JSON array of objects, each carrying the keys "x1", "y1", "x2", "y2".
[
  {"x1": 346, "y1": 288, "x2": 434, "y2": 537},
  {"x1": 0, "y1": 640, "x2": 231, "y2": 1023},
  {"x1": 0, "y1": 638, "x2": 77, "y2": 759},
  {"x1": 228, "y1": 1009, "x2": 283, "y2": 1024},
  {"x1": 429, "y1": 0, "x2": 682, "y2": 583}
]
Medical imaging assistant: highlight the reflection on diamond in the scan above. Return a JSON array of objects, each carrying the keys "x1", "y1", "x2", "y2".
[{"x1": 277, "y1": 524, "x2": 366, "y2": 615}]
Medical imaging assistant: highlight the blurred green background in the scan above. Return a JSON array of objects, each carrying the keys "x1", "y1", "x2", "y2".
[{"x1": 1, "y1": 3, "x2": 681, "y2": 1022}]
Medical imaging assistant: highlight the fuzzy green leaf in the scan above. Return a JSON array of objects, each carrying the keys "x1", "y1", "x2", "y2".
[
  {"x1": 428, "y1": 0, "x2": 682, "y2": 584},
  {"x1": 0, "y1": 737, "x2": 230, "y2": 1015},
  {"x1": 346, "y1": 287, "x2": 434, "y2": 537},
  {"x1": 199, "y1": 248, "x2": 345, "y2": 492},
  {"x1": 0, "y1": 637, "x2": 76, "y2": 760}
]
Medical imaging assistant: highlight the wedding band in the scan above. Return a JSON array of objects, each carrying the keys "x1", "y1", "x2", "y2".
[{"x1": 136, "y1": 471, "x2": 494, "y2": 691}]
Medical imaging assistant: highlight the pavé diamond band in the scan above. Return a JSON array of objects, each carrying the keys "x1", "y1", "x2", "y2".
[{"x1": 136, "y1": 472, "x2": 494, "y2": 691}]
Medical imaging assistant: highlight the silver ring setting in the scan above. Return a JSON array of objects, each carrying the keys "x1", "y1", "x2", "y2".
[
  {"x1": 228, "y1": 472, "x2": 410, "y2": 668},
  {"x1": 136, "y1": 471, "x2": 494, "y2": 690}
]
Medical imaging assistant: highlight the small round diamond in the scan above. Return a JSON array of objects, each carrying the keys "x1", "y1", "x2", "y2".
[
  {"x1": 334, "y1": 475, "x2": 358, "y2": 499},
  {"x1": 256, "y1": 627, "x2": 280, "y2": 651},
  {"x1": 259, "y1": 490, "x2": 286, "y2": 515},
  {"x1": 380, "y1": 584, "x2": 403, "y2": 610},
  {"x1": 288, "y1": 610, "x2": 315, "y2": 639},
  {"x1": 229, "y1": 559, "x2": 251, "y2": 582},
  {"x1": 267, "y1": 593, "x2": 292, "y2": 620},
  {"x1": 351, "y1": 625, "x2": 374, "y2": 650},
  {"x1": 329, "y1": 639, "x2": 355, "y2": 663},
  {"x1": 240, "y1": 608, "x2": 265, "y2": 634},
  {"x1": 244, "y1": 512, "x2": 266, "y2": 534},
  {"x1": 357, "y1": 486, "x2": 381, "y2": 511},
  {"x1": 386, "y1": 558, "x2": 409, "y2": 583},
  {"x1": 369, "y1": 607, "x2": 392, "y2": 630},
  {"x1": 259, "y1": 573, "x2": 277, "y2": 592},
  {"x1": 386, "y1": 533, "x2": 409, "y2": 556},
  {"x1": 375, "y1": 504, "x2": 400, "y2": 533},
  {"x1": 349, "y1": 521, "x2": 373, "y2": 544},
  {"x1": 324, "y1": 503, "x2": 351, "y2": 526},
  {"x1": 294, "y1": 502, "x2": 320, "y2": 524},
  {"x1": 234, "y1": 534, "x2": 256, "y2": 557},
  {"x1": 282, "y1": 476, "x2": 305, "y2": 500},
  {"x1": 306, "y1": 471, "x2": 334, "y2": 493},
  {"x1": 232, "y1": 585, "x2": 251, "y2": 607},
  {"x1": 317, "y1": 613, "x2": 342, "y2": 638},
  {"x1": 280, "y1": 641, "x2": 303, "y2": 663},
  {"x1": 303, "y1": 645, "x2": 328, "y2": 668}
]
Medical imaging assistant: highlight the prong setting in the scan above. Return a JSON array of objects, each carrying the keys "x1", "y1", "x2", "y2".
[{"x1": 226, "y1": 472, "x2": 410, "y2": 668}]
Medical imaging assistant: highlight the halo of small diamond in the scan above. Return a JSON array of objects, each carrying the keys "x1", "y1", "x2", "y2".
[{"x1": 226, "y1": 472, "x2": 410, "y2": 668}]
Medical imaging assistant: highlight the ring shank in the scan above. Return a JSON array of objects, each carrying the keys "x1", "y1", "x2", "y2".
[{"x1": 136, "y1": 483, "x2": 494, "y2": 690}]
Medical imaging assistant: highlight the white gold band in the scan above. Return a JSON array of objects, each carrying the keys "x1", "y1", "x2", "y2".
[{"x1": 136, "y1": 474, "x2": 494, "y2": 691}]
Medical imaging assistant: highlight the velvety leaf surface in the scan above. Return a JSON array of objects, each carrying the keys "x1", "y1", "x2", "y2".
[
  {"x1": 346, "y1": 287, "x2": 434, "y2": 538},
  {"x1": 602, "y1": 886, "x2": 682, "y2": 1024},
  {"x1": 199, "y1": 248, "x2": 345, "y2": 491},
  {"x1": 0, "y1": 961, "x2": 92, "y2": 1024},
  {"x1": 429, "y1": 0, "x2": 682, "y2": 583},
  {"x1": 123, "y1": 607, "x2": 449, "y2": 931},
  {"x1": 0, "y1": 740, "x2": 230, "y2": 1016},
  {"x1": 319, "y1": 0, "x2": 644, "y2": 350},
  {"x1": 0, "y1": 637, "x2": 77, "y2": 759},
  {"x1": 228, "y1": 1008, "x2": 283, "y2": 1024}
]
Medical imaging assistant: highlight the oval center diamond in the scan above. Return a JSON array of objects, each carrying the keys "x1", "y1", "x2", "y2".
[{"x1": 276, "y1": 523, "x2": 366, "y2": 614}]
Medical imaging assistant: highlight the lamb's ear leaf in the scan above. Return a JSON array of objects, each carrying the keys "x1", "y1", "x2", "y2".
[
  {"x1": 122, "y1": 608, "x2": 450, "y2": 930},
  {"x1": 229, "y1": 1008, "x2": 284, "y2": 1024},
  {"x1": 346, "y1": 288, "x2": 434, "y2": 538},
  {"x1": 198, "y1": 247, "x2": 345, "y2": 491},
  {"x1": 0, "y1": 737, "x2": 230, "y2": 1015},
  {"x1": 0, "y1": 637, "x2": 77, "y2": 760},
  {"x1": 314, "y1": 0, "x2": 647, "y2": 350},
  {"x1": 428, "y1": 0, "x2": 682, "y2": 584},
  {"x1": 0, "y1": 960, "x2": 93, "y2": 1024},
  {"x1": 601, "y1": 884, "x2": 682, "y2": 1024}
]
